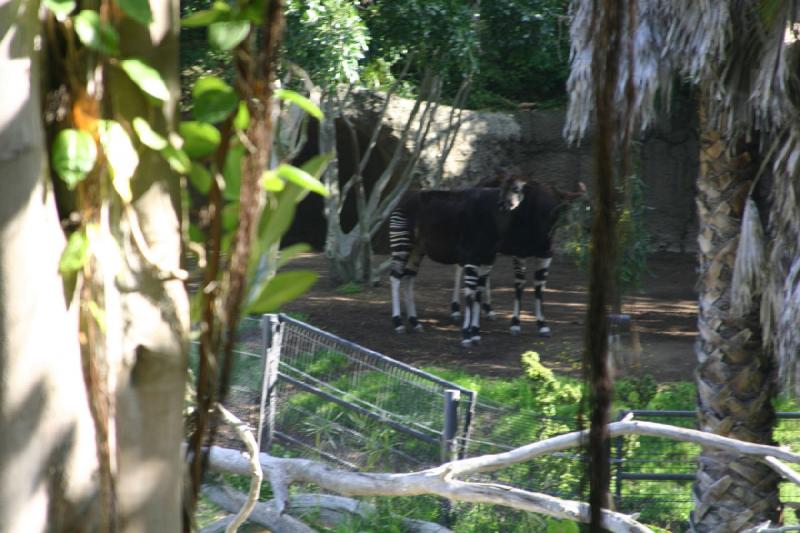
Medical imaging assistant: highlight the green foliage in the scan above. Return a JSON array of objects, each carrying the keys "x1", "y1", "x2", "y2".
[
  {"x1": 74, "y1": 10, "x2": 120, "y2": 55},
  {"x1": 117, "y1": 0, "x2": 153, "y2": 26},
  {"x1": 192, "y1": 76, "x2": 239, "y2": 123},
  {"x1": 246, "y1": 271, "x2": 320, "y2": 314},
  {"x1": 363, "y1": 0, "x2": 479, "y2": 77},
  {"x1": 275, "y1": 89, "x2": 325, "y2": 120},
  {"x1": 469, "y1": 0, "x2": 570, "y2": 109},
  {"x1": 560, "y1": 174, "x2": 651, "y2": 297},
  {"x1": 179, "y1": 121, "x2": 221, "y2": 158},
  {"x1": 208, "y1": 19, "x2": 251, "y2": 51},
  {"x1": 59, "y1": 228, "x2": 90, "y2": 274},
  {"x1": 120, "y1": 58, "x2": 170, "y2": 101},
  {"x1": 284, "y1": 0, "x2": 369, "y2": 88},
  {"x1": 51, "y1": 128, "x2": 96, "y2": 188},
  {"x1": 335, "y1": 281, "x2": 363, "y2": 295}
]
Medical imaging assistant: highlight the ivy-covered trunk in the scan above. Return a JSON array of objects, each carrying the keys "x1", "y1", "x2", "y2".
[
  {"x1": 690, "y1": 103, "x2": 780, "y2": 531},
  {"x1": 108, "y1": 2, "x2": 189, "y2": 530}
]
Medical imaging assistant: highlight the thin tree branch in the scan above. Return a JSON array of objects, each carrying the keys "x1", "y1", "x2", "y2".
[{"x1": 216, "y1": 404, "x2": 263, "y2": 533}]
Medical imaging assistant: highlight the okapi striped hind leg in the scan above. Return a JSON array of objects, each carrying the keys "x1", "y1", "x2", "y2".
[
  {"x1": 450, "y1": 265, "x2": 462, "y2": 322},
  {"x1": 510, "y1": 256, "x2": 526, "y2": 336},
  {"x1": 532, "y1": 256, "x2": 553, "y2": 337},
  {"x1": 460, "y1": 264, "x2": 482, "y2": 347},
  {"x1": 389, "y1": 209, "x2": 413, "y2": 333}
]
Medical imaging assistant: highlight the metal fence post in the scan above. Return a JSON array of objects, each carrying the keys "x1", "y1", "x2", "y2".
[
  {"x1": 441, "y1": 389, "x2": 461, "y2": 526},
  {"x1": 614, "y1": 410, "x2": 627, "y2": 509},
  {"x1": 442, "y1": 389, "x2": 461, "y2": 464},
  {"x1": 258, "y1": 313, "x2": 282, "y2": 452}
]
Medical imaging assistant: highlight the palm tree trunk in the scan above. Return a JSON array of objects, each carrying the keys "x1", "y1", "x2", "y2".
[{"x1": 691, "y1": 102, "x2": 781, "y2": 531}]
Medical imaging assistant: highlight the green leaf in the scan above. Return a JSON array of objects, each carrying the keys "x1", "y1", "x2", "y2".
[
  {"x1": 120, "y1": 58, "x2": 170, "y2": 101},
  {"x1": 179, "y1": 121, "x2": 221, "y2": 158},
  {"x1": 222, "y1": 203, "x2": 239, "y2": 232},
  {"x1": 117, "y1": 0, "x2": 153, "y2": 26},
  {"x1": 277, "y1": 243, "x2": 311, "y2": 269},
  {"x1": 208, "y1": 20, "x2": 251, "y2": 51},
  {"x1": 74, "y1": 10, "x2": 119, "y2": 55},
  {"x1": 276, "y1": 163, "x2": 328, "y2": 197},
  {"x1": 181, "y1": 9, "x2": 222, "y2": 27},
  {"x1": 261, "y1": 170, "x2": 285, "y2": 192},
  {"x1": 188, "y1": 162, "x2": 212, "y2": 194},
  {"x1": 43, "y1": 0, "x2": 76, "y2": 21},
  {"x1": 51, "y1": 128, "x2": 97, "y2": 189},
  {"x1": 300, "y1": 152, "x2": 333, "y2": 179},
  {"x1": 258, "y1": 183, "x2": 304, "y2": 246},
  {"x1": 132, "y1": 117, "x2": 167, "y2": 150},
  {"x1": 223, "y1": 144, "x2": 244, "y2": 200},
  {"x1": 59, "y1": 229, "x2": 90, "y2": 274},
  {"x1": 192, "y1": 76, "x2": 238, "y2": 124},
  {"x1": 162, "y1": 144, "x2": 191, "y2": 174},
  {"x1": 275, "y1": 89, "x2": 324, "y2": 120},
  {"x1": 98, "y1": 120, "x2": 138, "y2": 203},
  {"x1": 246, "y1": 270, "x2": 319, "y2": 314},
  {"x1": 233, "y1": 101, "x2": 250, "y2": 130},
  {"x1": 241, "y1": 0, "x2": 265, "y2": 24}
]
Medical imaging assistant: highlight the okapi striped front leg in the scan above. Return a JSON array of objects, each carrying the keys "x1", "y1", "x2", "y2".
[
  {"x1": 531, "y1": 256, "x2": 552, "y2": 337},
  {"x1": 460, "y1": 264, "x2": 482, "y2": 347},
  {"x1": 510, "y1": 256, "x2": 526, "y2": 336}
]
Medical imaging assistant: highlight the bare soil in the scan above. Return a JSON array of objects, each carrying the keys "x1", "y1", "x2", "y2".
[{"x1": 281, "y1": 252, "x2": 698, "y2": 382}]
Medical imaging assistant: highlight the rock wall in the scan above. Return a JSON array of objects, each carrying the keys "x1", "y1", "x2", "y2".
[{"x1": 288, "y1": 89, "x2": 700, "y2": 254}]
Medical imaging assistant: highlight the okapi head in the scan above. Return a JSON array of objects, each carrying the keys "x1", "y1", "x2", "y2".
[{"x1": 496, "y1": 173, "x2": 527, "y2": 212}]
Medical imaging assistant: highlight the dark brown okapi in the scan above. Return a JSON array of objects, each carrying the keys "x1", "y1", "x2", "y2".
[
  {"x1": 450, "y1": 179, "x2": 586, "y2": 337},
  {"x1": 389, "y1": 177, "x2": 525, "y2": 347}
]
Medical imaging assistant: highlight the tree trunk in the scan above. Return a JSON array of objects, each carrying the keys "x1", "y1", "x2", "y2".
[
  {"x1": 690, "y1": 103, "x2": 781, "y2": 531},
  {"x1": 108, "y1": 2, "x2": 189, "y2": 531},
  {"x1": 0, "y1": 1, "x2": 100, "y2": 530}
]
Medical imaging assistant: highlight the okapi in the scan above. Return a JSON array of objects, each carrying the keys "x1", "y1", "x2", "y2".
[
  {"x1": 389, "y1": 177, "x2": 526, "y2": 347},
  {"x1": 450, "y1": 179, "x2": 586, "y2": 337}
]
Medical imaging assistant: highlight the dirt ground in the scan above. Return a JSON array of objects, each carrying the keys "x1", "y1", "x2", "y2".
[{"x1": 282, "y1": 252, "x2": 699, "y2": 382}]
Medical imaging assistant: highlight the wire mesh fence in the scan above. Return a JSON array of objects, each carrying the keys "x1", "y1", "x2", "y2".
[
  {"x1": 463, "y1": 399, "x2": 583, "y2": 499},
  {"x1": 259, "y1": 314, "x2": 475, "y2": 473}
]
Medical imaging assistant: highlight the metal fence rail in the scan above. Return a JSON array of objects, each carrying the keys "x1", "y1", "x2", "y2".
[{"x1": 257, "y1": 314, "x2": 476, "y2": 473}]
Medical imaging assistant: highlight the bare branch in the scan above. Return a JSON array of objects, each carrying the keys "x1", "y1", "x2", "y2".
[
  {"x1": 216, "y1": 404, "x2": 263, "y2": 532},
  {"x1": 207, "y1": 446, "x2": 651, "y2": 533},
  {"x1": 202, "y1": 485, "x2": 315, "y2": 533}
]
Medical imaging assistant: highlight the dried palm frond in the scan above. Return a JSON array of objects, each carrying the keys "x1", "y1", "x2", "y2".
[{"x1": 732, "y1": 197, "x2": 767, "y2": 315}]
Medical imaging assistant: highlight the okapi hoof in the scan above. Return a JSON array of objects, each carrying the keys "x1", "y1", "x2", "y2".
[
  {"x1": 485, "y1": 310, "x2": 497, "y2": 321},
  {"x1": 409, "y1": 317, "x2": 424, "y2": 332},
  {"x1": 510, "y1": 325, "x2": 521, "y2": 336},
  {"x1": 461, "y1": 338, "x2": 472, "y2": 348},
  {"x1": 461, "y1": 329, "x2": 473, "y2": 348},
  {"x1": 451, "y1": 311, "x2": 461, "y2": 322},
  {"x1": 393, "y1": 316, "x2": 405, "y2": 334},
  {"x1": 482, "y1": 304, "x2": 496, "y2": 320},
  {"x1": 470, "y1": 328, "x2": 481, "y2": 344},
  {"x1": 537, "y1": 321, "x2": 551, "y2": 338}
]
